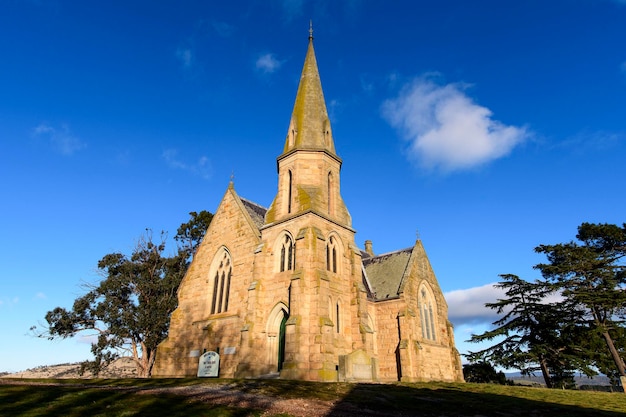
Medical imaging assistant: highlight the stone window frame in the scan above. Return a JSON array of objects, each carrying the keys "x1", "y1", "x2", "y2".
[
  {"x1": 419, "y1": 284, "x2": 437, "y2": 342},
  {"x1": 335, "y1": 298, "x2": 342, "y2": 334},
  {"x1": 276, "y1": 231, "x2": 296, "y2": 272},
  {"x1": 209, "y1": 247, "x2": 232, "y2": 315},
  {"x1": 325, "y1": 233, "x2": 341, "y2": 274}
]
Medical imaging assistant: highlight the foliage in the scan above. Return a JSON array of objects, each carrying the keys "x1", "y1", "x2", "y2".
[
  {"x1": 468, "y1": 222, "x2": 626, "y2": 389},
  {"x1": 175, "y1": 210, "x2": 214, "y2": 258},
  {"x1": 534, "y1": 222, "x2": 626, "y2": 380},
  {"x1": 466, "y1": 274, "x2": 585, "y2": 388},
  {"x1": 33, "y1": 211, "x2": 212, "y2": 377},
  {"x1": 462, "y1": 361, "x2": 508, "y2": 384}
]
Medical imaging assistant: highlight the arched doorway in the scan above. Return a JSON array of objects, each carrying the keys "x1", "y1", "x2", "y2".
[{"x1": 267, "y1": 303, "x2": 289, "y2": 372}]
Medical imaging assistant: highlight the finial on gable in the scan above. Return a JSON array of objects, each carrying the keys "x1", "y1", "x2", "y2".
[
  {"x1": 309, "y1": 20, "x2": 314, "y2": 40},
  {"x1": 229, "y1": 171, "x2": 235, "y2": 189}
]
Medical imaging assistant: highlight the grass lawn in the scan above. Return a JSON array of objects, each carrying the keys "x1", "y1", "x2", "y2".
[{"x1": 1, "y1": 378, "x2": 625, "y2": 416}]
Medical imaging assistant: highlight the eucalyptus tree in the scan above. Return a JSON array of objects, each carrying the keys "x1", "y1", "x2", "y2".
[{"x1": 34, "y1": 211, "x2": 212, "y2": 377}]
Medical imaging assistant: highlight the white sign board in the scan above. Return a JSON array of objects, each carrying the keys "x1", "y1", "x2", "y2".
[{"x1": 197, "y1": 351, "x2": 220, "y2": 377}]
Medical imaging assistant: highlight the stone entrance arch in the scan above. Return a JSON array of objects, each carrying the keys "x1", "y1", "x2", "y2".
[{"x1": 266, "y1": 302, "x2": 289, "y2": 372}]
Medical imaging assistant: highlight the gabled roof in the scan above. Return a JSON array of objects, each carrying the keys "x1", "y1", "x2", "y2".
[
  {"x1": 362, "y1": 247, "x2": 413, "y2": 301},
  {"x1": 240, "y1": 197, "x2": 267, "y2": 229}
]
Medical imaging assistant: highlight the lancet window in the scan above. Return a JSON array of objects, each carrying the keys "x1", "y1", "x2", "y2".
[
  {"x1": 327, "y1": 172, "x2": 333, "y2": 215},
  {"x1": 326, "y1": 235, "x2": 339, "y2": 273},
  {"x1": 279, "y1": 234, "x2": 295, "y2": 272},
  {"x1": 287, "y1": 170, "x2": 293, "y2": 214},
  {"x1": 420, "y1": 287, "x2": 437, "y2": 341},
  {"x1": 210, "y1": 248, "x2": 232, "y2": 315},
  {"x1": 336, "y1": 301, "x2": 341, "y2": 334}
]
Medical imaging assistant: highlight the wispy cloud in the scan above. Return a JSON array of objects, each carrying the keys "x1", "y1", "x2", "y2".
[
  {"x1": 279, "y1": 0, "x2": 306, "y2": 21},
  {"x1": 176, "y1": 47, "x2": 193, "y2": 70},
  {"x1": 32, "y1": 123, "x2": 86, "y2": 155},
  {"x1": 0, "y1": 296, "x2": 20, "y2": 308},
  {"x1": 255, "y1": 53, "x2": 283, "y2": 74},
  {"x1": 211, "y1": 20, "x2": 235, "y2": 37},
  {"x1": 559, "y1": 129, "x2": 625, "y2": 152},
  {"x1": 382, "y1": 77, "x2": 529, "y2": 173},
  {"x1": 162, "y1": 149, "x2": 212, "y2": 180},
  {"x1": 445, "y1": 283, "x2": 505, "y2": 326}
]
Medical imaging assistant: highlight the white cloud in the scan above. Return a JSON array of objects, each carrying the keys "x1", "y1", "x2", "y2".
[
  {"x1": 35, "y1": 292, "x2": 47, "y2": 300},
  {"x1": 382, "y1": 77, "x2": 529, "y2": 173},
  {"x1": 255, "y1": 53, "x2": 283, "y2": 74},
  {"x1": 176, "y1": 47, "x2": 193, "y2": 69},
  {"x1": 32, "y1": 123, "x2": 85, "y2": 155},
  {"x1": 444, "y1": 282, "x2": 506, "y2": 326},
  {"x1": 162, "y1": 149, "x2": 212, "y2": 180}
]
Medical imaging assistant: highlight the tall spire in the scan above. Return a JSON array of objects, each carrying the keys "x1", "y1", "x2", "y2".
[{"x1": 282, "y1": 26, "x2": 336, "y2": 156}]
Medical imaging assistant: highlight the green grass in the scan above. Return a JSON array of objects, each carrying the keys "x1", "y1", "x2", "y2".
[{"x1": 1, "y1": 378, "x2": 625, "y2": 417}]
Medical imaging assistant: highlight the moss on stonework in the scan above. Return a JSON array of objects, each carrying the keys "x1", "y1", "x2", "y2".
[
  {"x1": 296, "y1": 186, "x2": 312, "y2": 210},
  {"x1": 318, "y1": 369, "x2": 338, "y2": 381},
  {"x1": 320, "y1": 316, "x2": 334, "y2": 327}
]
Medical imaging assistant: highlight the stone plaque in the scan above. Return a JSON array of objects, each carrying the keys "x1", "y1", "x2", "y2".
[
  {"x1": 197, "y1": 351, "x2": 220, "y2": 377},
  {"x1": 223, "y1": 346, "x2": 236, "y2": 355}
]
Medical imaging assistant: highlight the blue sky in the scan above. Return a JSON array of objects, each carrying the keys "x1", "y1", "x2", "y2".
[{"x1": 1, "y1": 0, "x2": 625, "y2": 373}]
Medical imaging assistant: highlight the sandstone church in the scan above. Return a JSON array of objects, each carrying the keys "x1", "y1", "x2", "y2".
[{"x1": 153, "y1": 32, "x2": 464, "y2": 383}]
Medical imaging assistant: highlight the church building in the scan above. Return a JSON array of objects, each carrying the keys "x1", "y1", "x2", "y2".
[{"x1": 153, "y1": 32, "x2": 464, "y2": 383}]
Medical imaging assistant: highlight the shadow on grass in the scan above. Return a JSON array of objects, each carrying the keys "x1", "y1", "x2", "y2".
[
  {"x1": 2, "y1": 379, "x2": 625, "y2": 417},
  {"x1": 322, "y1": 383, "x2": 626, "y2": 417},
  {"x1": 218, "y1": 379, "x2": 626, "y2": 417},
  {"x1": 0, "y1": 384, "x2": 260, "y2": 417}
]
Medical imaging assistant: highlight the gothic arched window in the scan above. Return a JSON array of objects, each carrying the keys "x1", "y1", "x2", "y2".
[
  {"x1": 326, "y1": 235, "x2": 339, "y2": 273},
  {"x1": 420, "y1": 287, "x2": 437, "y2": 341},
  {"x1": 279, "y1": 234, "x2": 295, "y2": 272},
  {"x1": 327, "y1": 172, "x2": 333, "y2": 215},
  {"x1": 336, "y1": 300, "x2": 341, "y2": 334},
  {"x1": 210, "y1": 248, "x2": 232, "y2": 315},
  {"x1": 287, "y1": 170, "x2": 293, "y2": 214}
]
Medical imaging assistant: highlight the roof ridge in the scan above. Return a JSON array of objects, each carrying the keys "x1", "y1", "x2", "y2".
[
  {"x1": 239, "y1": 196, "x2": 268, "y2": 211},
  {"x1": 365, "y1": 246, "x2": 413, "y2": 259}
]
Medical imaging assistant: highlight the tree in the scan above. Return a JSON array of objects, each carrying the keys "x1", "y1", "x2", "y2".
[
  {"x1": 467, "y1": 274, "x2": 588, "y2": 388},
  {"x1": 535, "y1": 222, "x2": 626, "y2": 387},
  {"x1": 463, "y1": 361, "x2": 508, "y2": 384},
  {"x1": 34, "y1": 211, "x2": 212, "y2": 377},
  {"x1": 175, "y1": 210, "x2": 214, "y2": 258}
]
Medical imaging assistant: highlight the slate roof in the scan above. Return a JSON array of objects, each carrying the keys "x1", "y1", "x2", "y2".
[
  {"x1": 240, "y1": 197, "x2": 267, "y2": 229},
  {"x1": 362, "y1": 247, "x2": 413, "y2": 301}
]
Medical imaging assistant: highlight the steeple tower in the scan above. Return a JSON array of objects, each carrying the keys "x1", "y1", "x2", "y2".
[
  {"x1": 265, "y1": 29, "x2": 351, "y2": 227},
  {"x1": 282, "y1": 24, "x2": 336, "y2": 156}
]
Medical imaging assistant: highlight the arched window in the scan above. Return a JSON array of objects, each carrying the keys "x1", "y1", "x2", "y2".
[
  {"x1": 336, "y1": 300, "x2": 341, "y2": 334},
  {"x1": 327, "y1": 172, "x2": 333, "y2": 215},
  {"x1": 279, "y1": 233, "x2": 295, "y2": 272},
  {"x1": 287, "y1": 170, "x2": 293, "y2": 214},
  {"x1": 326, "y1": 235, "x2": 339, "y2": 273},
  {"x1": 210, "y1": 248, "x2": 232, "y2": 315},
  {"x1": 420, "y1": 287, "x2": 437, "y2": 341}
]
